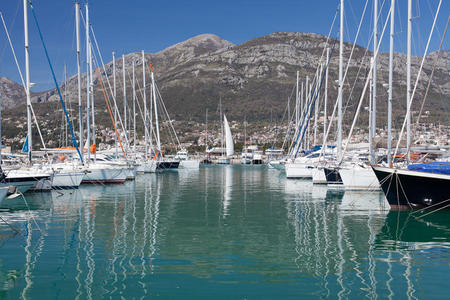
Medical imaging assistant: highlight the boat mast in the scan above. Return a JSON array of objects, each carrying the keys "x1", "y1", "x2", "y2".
[
  {"x1": 113, "y1": 51, "x2": 117, "y2": 157},
  {"x1": 337, "y1": 0, "x2": 344, "y2": 162},
  {"x1": 89, "y1": 30, "x2": 95, "y2": 161},
  {"x1": 323, "y1": 48, "x2": 329, "y2": 150},
  {"x1": 75, "y1": 2, "x2": 83, "y2": 163},
  {"x1": 313, "y1": 64, "x2": 322, "y2": 146},
  {"x1": 406, "y1": 0, "x2": 412, "y2": 164},
  {"x1": 387, "y1": 0, "x2": 395, "y2": 166},
  {"x1": 142, "y1": 51, "x2": 148, "y2": 160},
  {"x1": 132, "y1": 61, "x2": 136, "y2": 154},
  {"x1": 370, "y1": 0, "x2": 378, "y2": 163},
  {"x1": 64, "y1": 64, "x2": 68, "y2": 146},
  {"x1": 150, "y1": 65, "x2": 161, "y2": 154},
  {"x1": 122, "y1": 54, "x2": 127, "y2": 152},
  {"x1": 205, "y1": 108, "x2": 208, "y2": 152},
  {"x1": 305, "y1": 76, "x2": 309, "y2": 150},
  {"x1": 85, "y1": 3, "x2": 90, "y2": 163},
  {"x1": 220, "y1": 98, "x2": 223, "y2": 157},
  {"x1": 296, "y1": 71, "x2": 299, "y2": 129},
  {"x1": 23, "y1": 0, "x2": 32, "y2": 164}
]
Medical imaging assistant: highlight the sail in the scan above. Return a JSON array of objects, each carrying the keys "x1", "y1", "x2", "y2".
[
  {"x1": 21, "y1": 136, "x2": 29, "y2": 153},
  {"x1": 223, "y1": 115, "x2": 234, "y2": 156}
]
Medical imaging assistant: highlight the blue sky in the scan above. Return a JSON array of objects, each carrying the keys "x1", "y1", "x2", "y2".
[{"x1": 0, "y1": 0, "x2": 448, "y2": 91}]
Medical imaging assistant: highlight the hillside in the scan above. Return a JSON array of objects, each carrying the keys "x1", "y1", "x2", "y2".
[{"x1": 1, "y1": 32, "x2": 448, "y2": 149}]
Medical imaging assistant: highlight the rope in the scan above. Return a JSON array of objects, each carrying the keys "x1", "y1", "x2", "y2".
[
  {"x1": 416, "y1": 200, "x2": 450, "y2": 219},
  {"x1": 0, "y1": 12, "x2": 47, "y2": 150},
  {"x1": 29, "y1": 2, "x2": 83, "y2": 164},
  {"x1": 393, "y1": 0, "x2": 443, "y2": 162},
  {"x1": 413, "y1": 16, "x2": 449, "y2": 138},
  {"x1": 94, "y1": 65, "x2": 127, "y2": 161}
]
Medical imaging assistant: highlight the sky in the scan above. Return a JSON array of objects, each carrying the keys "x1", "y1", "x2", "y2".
[{"x1": 0, "y1": 0, "x2": 448, "y2": 91}]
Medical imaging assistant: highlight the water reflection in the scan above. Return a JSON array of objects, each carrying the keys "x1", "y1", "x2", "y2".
[{"x1": 0, "y1": 166, "x2": 449, "y2": 298}]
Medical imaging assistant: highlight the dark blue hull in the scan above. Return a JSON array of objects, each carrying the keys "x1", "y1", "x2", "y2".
[{"x1": 372, "y1": 166, "x2": 450, "y2": 209}]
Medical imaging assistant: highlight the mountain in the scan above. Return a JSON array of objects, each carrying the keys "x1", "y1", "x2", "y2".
[
  {"x1": 0, "y1": 77, "x2": 26, "y2": 108},
  {"x1": 1, "y1": 32, "x2": 448, "y2": 148}
]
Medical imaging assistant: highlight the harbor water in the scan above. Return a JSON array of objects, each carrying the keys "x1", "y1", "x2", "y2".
[{"x1": 1, "y1": 165, "x2": 450, "y2": 299}]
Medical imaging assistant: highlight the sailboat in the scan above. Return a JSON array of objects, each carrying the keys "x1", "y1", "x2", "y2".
[
  {"x1": 80, "y1": 3, "x2": 128, "y2": 184},
  {"x1": 218, "y1": 115, "x2": 234, "y2": 164},
  {"x1": 372, "y1": 0, "x2": 447, "y2": 209},
  {"x1": 0, "y1": 0, "x2": 53, "y2": 193}
]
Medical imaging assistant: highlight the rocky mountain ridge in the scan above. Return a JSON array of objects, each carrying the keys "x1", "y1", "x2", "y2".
[{"x1": 2, "y1": 32, "x2": 448, "y2": 125}]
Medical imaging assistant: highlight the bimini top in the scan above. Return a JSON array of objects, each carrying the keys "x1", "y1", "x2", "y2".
[{"x1": 408, "y1": 162, "x2": 450, "y2": 176}]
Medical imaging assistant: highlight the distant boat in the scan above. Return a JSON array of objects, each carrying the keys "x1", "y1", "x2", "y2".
[
  {"x1": 218, "y1": 114, "x2": 234, "y2": 164},
  {"x1": 175, "y1": 149, "x2": 199, "y2": 169}
]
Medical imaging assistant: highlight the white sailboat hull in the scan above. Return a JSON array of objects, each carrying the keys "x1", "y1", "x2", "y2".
[
  {"x1": 312, "y1": 167, "x2": 327, "y2": 184},
  {"x1": 285, "y1": 163, "x2": 313, "y2": 179},
  {"x1": 339, "y1": 166, "x2": 380, "y2": 190},
  {"x1": 4, "y1": 169, "x2": 52, "y2": 193},
  {"x1": 52, "y1": 172, "x2": 85, "y2": 189},
  {"x1": 82, "y1": 166, "x2": 127, "y2": 184},
  {"x1": 126, "y1": 166, "x2": 137, "y2": 179},
  {"x1": 218, "y1": 157, "x2": 231, "y2": 165},
  {"x1": 136, "y1": 160, "x2": 157, "y2": 173},
  {"x1": 179, "y1": 159, "x2": 200, "y2": 169}
]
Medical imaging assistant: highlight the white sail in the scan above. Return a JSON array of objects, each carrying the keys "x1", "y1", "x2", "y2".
[{"x1": 223, "y1": 115, "x2": 234, "y2": 156}]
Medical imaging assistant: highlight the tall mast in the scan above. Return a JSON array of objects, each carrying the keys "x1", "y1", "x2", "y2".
[
  {"x1": 142, "y1": 51, "x2": 148, "y2": 160},
  {"x1": 112, "y1": 51, "x2": 117, "y2": 157},
  {"x1": 75, "y1": 2, "x2": 83, "y2": 163},
  {"x1": 122, "y1": 54, "x2": 127, "y2": 150},
  {"x1": 89, "y1": 36, "x2": 95, "y2": 161},
  {"x1": 23, "y1": 0, "x2": 32, "y2": 163},
  {"x1": 313, "y1": 64, "x2": 322, "y2": 146},
  {"x1": 337, "y1": 0, "x2": 344, "y2": 161},
  {"x1": 387, "y1": 0, "x2": 395, "y2": 166},
  {"x1": 150, "y1": 65, "x2": 161, "y2": 153},
  {"x1": 85, "y1": 3, "x2": 90, "y2": 162},
  {"x1": 205, "y1": 108, "x2": 208, "y2": 152},
  {"x1": 296, "y1": 71, "x2": 299, "y2": 128},
  {"x1": 370, "y1": 0, "x2": 378, "y2": 163},
  {"x1": 64, "y1": 64, "x2": 68, "y2": 146},
  {"x1": 300, "y1": 81, "x2": 304, "y2": 123},
  {"x1": 406, "y1": 0, "x2": 412, "y2": 164},
  {"x1": 305, "y1": 76, "x2": 309, "y2": 150},
  {"x1": 323, "y1": 48, "x2": 329, "y2": 149},
  {"x1": 220, "y1": 98, "x2": 223, "y2": 156},
  {"x1": 132, "y1": 61, "x2": 136, "y2": 153}
]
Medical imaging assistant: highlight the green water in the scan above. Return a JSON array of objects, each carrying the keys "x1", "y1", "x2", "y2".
[{"x1": 1, "y1": 165, "x2": 450, "y2": 299}]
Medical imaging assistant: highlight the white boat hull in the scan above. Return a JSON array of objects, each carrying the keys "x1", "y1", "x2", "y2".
[
  {"x1": 136, "y1": 161, "x2": 157, "y2": 173},
  {"x1": 312, "y1": 168, "x2": 327, "y2": 184},
  {"x1": 339, "y1": 167, "x2": 380, "y2": 191},
  {"x1": 4, "y1": 170, "x2": 52, "y2": 193},
  {"x1": 82, "y1": 167, "x2": 127, "y2": 184},
  {"x1": 218, "y1": 158, "x2": 230, "y2": 165},
  {"x1": 52, "y1": 172, "x2": 85, "y2": 189},
  {"x1": 31, "y1": 175, "x2": 54, "y2": 191},
  {"x1": 126, "y1": 166, "x2": 137, "y2": 179},
  {"x1": 268, "y1": 161, "x2": 285, "y2": 171},
  {"x1": 179, "y1": 160, "x2": 200, "y2": 169},
  {"x1": 285, "y1": 163, "x2": 313, "y2": 179}
]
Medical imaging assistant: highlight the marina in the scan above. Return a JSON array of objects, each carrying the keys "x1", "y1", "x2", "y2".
[
  {"x1": 1, "y1": 166, "x2": 450, "y2": 298},
  {"x1": 0, "y1": 0, "x2": 448, "y2": 298}
]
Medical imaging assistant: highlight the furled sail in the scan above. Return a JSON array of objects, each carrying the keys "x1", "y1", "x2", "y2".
[{"x1": 223, "y1": 115, "x2": 234, "y2": 156}]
